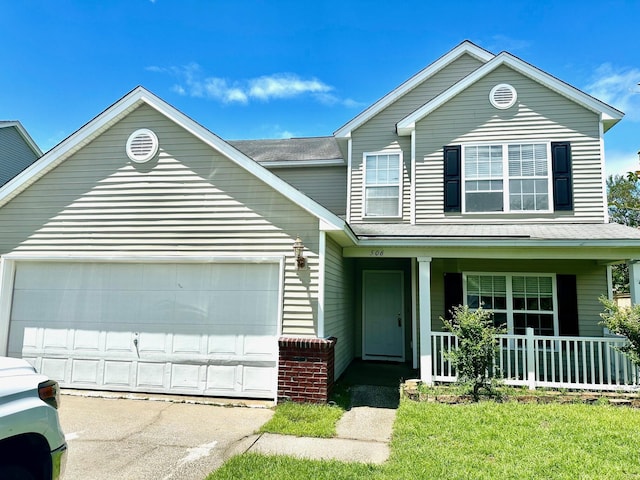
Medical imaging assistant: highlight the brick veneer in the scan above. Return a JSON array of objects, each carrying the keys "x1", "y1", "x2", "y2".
[{"x1": 277, "y1": 336, "x2": 337, "y2": 403}]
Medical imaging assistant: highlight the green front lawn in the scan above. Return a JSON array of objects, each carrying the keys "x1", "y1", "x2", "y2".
[
  {"x1": 208, "y1": 400, "x2": 640, "y2": 480},
  {"x1": 258, "y1": 401, "x2": 344, "y2": 438}
]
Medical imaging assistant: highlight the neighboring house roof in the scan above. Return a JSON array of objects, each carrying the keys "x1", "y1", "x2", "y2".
[
  {"x1": 334, "y1": 40, "x2": 494, "y2": 138},
  {"x1": 0, "y1": 87, "x2": 354, "y2": 243},
  {"x1": 229, "y1": 136, "x2": 344, "y2": 167},
  {"x1": 351, "y1": 222, "x2": 640, "y2": 245},
  {"x1": 0, "y1": 121, "x2": 43, "y2": 187},
  {"x1": 396, "y1": 51, "x2": 624, "y2": 135},
  {"x1": 0, "y1": 121, "x2": 42, "y2": 157}
]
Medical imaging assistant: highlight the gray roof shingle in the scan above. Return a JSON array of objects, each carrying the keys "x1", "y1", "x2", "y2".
[
  {"x1": 351, "y1": 222, "x2": 640, "y2": 241},
  {"x1": 229, "y1": 136, "x2": 343, "y2": 163}
]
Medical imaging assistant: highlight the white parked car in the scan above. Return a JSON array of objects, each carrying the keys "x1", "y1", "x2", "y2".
[{"x1": 0, "y1": 357, "x2": 67, "y2": 479}]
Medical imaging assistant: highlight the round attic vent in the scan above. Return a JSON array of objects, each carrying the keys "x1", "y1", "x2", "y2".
[
  {"x1": 489, "y1": 83, "x2": 517, "y2": 109},
  {"x1": 126, "y1": 128, "x2": 159, "y2": 163}
]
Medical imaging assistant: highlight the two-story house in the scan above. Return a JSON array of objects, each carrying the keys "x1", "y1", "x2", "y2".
[{"x1": 1, "y1": 41, "x2": 639, "y2": 402}]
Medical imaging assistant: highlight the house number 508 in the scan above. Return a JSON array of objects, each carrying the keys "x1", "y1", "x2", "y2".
[{"x1": 370, "y1": 249, "x2": 384, "y2": 257}]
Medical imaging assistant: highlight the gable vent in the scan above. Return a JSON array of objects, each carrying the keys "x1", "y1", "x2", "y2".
[
  {"x1": 126, "y1": 128, "x2": 159, "y2": 163},
  {"x1": 489, "y1": 84, "x2": 517, "y2": 109}
]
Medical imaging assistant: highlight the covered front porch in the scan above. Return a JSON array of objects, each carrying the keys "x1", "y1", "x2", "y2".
[{"x1": 340, "y1": 224, "x2": 640, "y2": 392}]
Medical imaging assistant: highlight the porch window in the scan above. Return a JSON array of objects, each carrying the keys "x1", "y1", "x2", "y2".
[
  {"x1": 463, "y1": 143, "x2": 551, "y2": 213},
  {"x1": 363, "y1": 152, "x2": 401, "y2": 217},
  {"x1": 464, "y1": 273, "x2": 558, "y2": 336}
]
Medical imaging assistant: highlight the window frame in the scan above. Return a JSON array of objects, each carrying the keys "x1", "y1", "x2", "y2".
[
  {"x1": 362, "y1": 150, "x2": 403, "y2": 219},
  {"x1": 461, "y1": 142, "x2": 553, "y2": 214},
  {"x1": 462, "y1": 272, "x2": 559, "y2": 336}
]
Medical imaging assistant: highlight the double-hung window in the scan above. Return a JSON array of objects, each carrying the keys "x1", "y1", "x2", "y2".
[
  {"x1": 364, "y1": 152, "x2": 401, "y2": 217},
  {"x1": 463, "y1": 143, "x2": 552, "y2": 213},
  {"x1": 464, "y1": 273, "x2": 557, "y2": 336}
]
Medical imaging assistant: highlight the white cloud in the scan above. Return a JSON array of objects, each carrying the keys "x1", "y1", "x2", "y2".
[
  {"x1": 248, "y1": 74, "x2": 330, "y2": 100},
  {"x1": 585, "y1": 64, "x2": 640, "y2": 120},
  {"x1": 605, "y1": 149, "x2": 640, "y2": 178},
  {"x1": 148, "y1": 63, "x2": 361, "y2": 107},
  {"x1": 278, "y1": 129, "x2": 295, "y2": 139}
]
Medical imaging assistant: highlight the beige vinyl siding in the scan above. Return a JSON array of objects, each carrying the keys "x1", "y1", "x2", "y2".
[
  {"x1": 349, "y1": 53, "x2": 485, "y2": 222},
  {"x1": 415, "y1": 65, "x2": 605, "y2": 223},
  {"x1": 269, "y1": 165, "x2": 347, "y2": 216},
  {"x1": 429, "y1": 258, "x2": 606, "y2": 336},
  {"x1": 0, "y1": 104, "x2": 321, "y2": 336},
  {"x1": 0, "y1": 126, "x2": 39, "y2": 186},
  {"x1": 323, "y1": 235, "x2": 354, "y2": 378}
]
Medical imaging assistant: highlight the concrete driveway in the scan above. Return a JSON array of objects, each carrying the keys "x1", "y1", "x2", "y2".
[{"x1": 58, "y1": 393, "x2": 274, "y2": 480}]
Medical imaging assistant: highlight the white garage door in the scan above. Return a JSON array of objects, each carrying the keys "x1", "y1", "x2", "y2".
[{"x1": 8, "y1": 261, "x2": 280, "y2": 399}]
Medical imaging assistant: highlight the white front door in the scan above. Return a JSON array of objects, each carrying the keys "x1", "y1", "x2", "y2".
[{"x1": 363, "y1": 270, "x2": 404, "y2": 361}]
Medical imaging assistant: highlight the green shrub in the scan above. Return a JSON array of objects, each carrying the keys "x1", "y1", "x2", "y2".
[
  {"x1": 441, "y1": 305, "x2": 506, "y2": 400},
  {"x1": 599, "y1": 296, "x2": 640, "y2": 367}
]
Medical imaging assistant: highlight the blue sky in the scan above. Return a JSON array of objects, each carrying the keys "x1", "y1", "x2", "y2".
[{"x1": 2, "y1": 1, "x2": 639, "y2": 176}]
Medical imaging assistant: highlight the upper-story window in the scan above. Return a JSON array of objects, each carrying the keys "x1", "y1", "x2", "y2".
[
  {"x1": 364, "y1": 152, "x2": 402, "y2": 217},
  {"x1": 463, "y1": 143, "x2": 552, "y2": 213}
]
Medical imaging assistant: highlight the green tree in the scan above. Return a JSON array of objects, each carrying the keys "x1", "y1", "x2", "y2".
[
  {"x1": 600, "y1": 296, "x2": 640, "y2": 367},
  {"x1": 606, "y1": 174, "x2": 640, "y2": 293},
  {"x1": 441, "y1": 305, "x2": 506, "y2": 400}
]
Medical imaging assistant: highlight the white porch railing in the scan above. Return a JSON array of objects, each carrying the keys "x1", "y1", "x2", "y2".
[{"x1": 430, "y1": 328, "x2": 640, "y2": 391}]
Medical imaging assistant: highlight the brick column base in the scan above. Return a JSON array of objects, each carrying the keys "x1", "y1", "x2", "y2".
[{"x1": 277, "y1": 336, "x2": 337, "y2": 403}]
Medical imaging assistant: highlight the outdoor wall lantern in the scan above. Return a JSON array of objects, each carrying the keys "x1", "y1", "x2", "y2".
[{"x1": 293, "y1": 236, "x2": 307, "y2": 270}]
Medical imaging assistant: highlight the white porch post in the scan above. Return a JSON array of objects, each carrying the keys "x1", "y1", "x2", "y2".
[
  {"x1": 418, "y1": 257, "x2": 433, "y2": 385},
  {"x1": 629, "y1": 260, "x2": 640, "y2": 306}
]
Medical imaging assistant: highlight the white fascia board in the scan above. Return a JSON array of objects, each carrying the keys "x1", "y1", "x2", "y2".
[
  {"x1": 333, "y1": 41, "x2": 494, "y2": 138},
  {"x1": 396, "y1": 53, "x2": 624, "y2": 136}
]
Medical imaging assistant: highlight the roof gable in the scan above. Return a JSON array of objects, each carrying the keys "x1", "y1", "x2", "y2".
[
  {"x1": 0, "y1": 87, "x2": 349, "y2": 234},
  {"x1": 0, "y1": 121, "x2": 42, "y2": 157},
  {"x1": 333, "y1": 41, "x2": 494, "y2": 138},
  {"x1": 396, "y1": 52, "x2": 624, "y2": 136}
]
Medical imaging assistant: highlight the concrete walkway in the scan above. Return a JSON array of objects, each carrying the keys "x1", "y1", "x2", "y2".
[{"x1": 239, "y1": 385, "x2": 399, "y2": 465}]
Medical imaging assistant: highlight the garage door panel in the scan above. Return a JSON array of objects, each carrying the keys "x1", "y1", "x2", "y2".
[
  {"x1": 243, "y1": 336, "x2": 277, "y2": 356},
  {"x1": 105, "y1": 331, "x2": 134, "y2": 352},
  {"x1": 104, "y1": 361, "x2": 133, "y2": 386},
  {"x1": 243, "y1": 366, "x2": 275, "y2": 393},
  {"x1": 71, "y1": 359, "x2": 100, "y2": 384},
  {"x1": 138, "y1": 332, "x2": 169, "y2": 353},
  {"x1": 10, "y1": 261, "x2": 280, "y2": 399},
  {"x1": 41, "y1": 358, "x2": 67, "y2": 382},
  {"x1": 170, "y1": 364, "x2": 201, "y2": 390},
  {"x1": 43, "y1": 328, "x2": 70, "y2": 349},
  {"x1": 171, "y1": 333, "x2": 203, "y2": 354},
  {"x1": 207, "y1": 335, "x2": 238, "y2": 355},
  {"x1": 137, "y1": 363, "x2": 166, "y2": 388},
  {"x1": 205, "y1": 365, "x2": 238, "y2": 391},
  {"x1": 73, "y1": 329, "x2": 102, "y2": 351}
]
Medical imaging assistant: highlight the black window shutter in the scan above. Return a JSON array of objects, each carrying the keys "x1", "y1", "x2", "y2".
[
  {"x1": 443, "y1": 145, "x2": 461, "y2": 212},
  {"x1": 551, "y1": 142, "x2": 573, "y2": 211},
  {"x1": 557, "y1": 274, "x2": 579, "y2": 336},
  {"x1": 444, "y1": 273, "x2": 463, "y2": 320}
]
